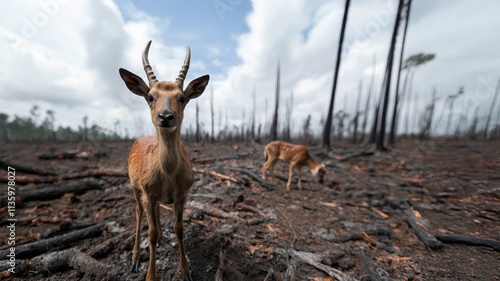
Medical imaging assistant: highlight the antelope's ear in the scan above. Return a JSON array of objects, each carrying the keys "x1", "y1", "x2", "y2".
[
  {"x1": 185, "y1": 75, "x2": 210, "y2": 100},
  {"x1": 119, "y1": 68, "x2": 150, "y2": 97}
]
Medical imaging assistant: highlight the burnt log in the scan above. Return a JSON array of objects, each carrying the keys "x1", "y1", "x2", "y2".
[
  {"x1": 435, "y1": 234, "x2": 500, "y2": 251},
  {"x1": 405, "y1": 209, "x2": 443, "y2": 250},
  {"x1": 0, "y1": 224, "x2": 104, "y2": 260},
  {"x1": 0, "y1": 158, "x2": 56, "y2": 176},
  {"x1": 0, "y1": 179, "x2": 103, "y2": 206},
  {"x1": 229, "y1": 167, "x2": 276, "y2": 190}
]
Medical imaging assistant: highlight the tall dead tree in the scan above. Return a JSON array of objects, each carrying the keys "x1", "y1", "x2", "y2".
[
  {"x1": 352, "y1": 80, "x2": 363, "y2": 143},
  {"x1": 210, "y1": 88, "x2": 215, "y2": 143},
  {"x1": 376, "y1": 0, "x2": 405, "y2": 151},
  {"x1": 195, "y1": 102, "x2": 200, "y2": 142},
  {"x1": 270, "y1": 61, "x2": 280, "y2": 141},
  {"x1": 251, "y1": 86, "x2": 256, "y2": 140},
  {"x1": 389, "y1": 0, "x2": 412, "y2": 145},
  {"x1": 483, "y1": 77, "x2": 500, "y2": 139},
  {"x1": 322, "y1": 0, "x2": 351, "y2": 151},
  {"x1": 361, "y1": 55, "x2": 376, "y2": 143}
]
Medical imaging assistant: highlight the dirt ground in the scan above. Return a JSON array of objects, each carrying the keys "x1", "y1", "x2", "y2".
[{"x1": 0, "y1": 138, "x2": 499, "y2": 281}]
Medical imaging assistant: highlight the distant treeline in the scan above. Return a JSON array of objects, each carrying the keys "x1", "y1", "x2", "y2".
[{"x1": 0, "y1": 106, "x2": 125, "y2": 142}]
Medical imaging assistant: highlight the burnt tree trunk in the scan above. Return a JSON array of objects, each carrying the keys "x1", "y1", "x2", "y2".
[
  {"x1": 322, "y1": 0, "x2": 351, "y2": 151},
  {"x1": 376, "y1": 0, "x2": 404, "y2": 151}
]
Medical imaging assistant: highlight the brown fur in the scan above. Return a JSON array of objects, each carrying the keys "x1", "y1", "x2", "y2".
[
  {"x1": 262, "y1": 141, "x2": 326, "y2": 191},
  {"x1": 119, "y1": 43, "x2": 209, "y2": 281}
]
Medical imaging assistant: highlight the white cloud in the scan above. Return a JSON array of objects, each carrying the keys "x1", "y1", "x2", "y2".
[{"x1": 1, "y1": 0, "x2": 499, "y2": 139}]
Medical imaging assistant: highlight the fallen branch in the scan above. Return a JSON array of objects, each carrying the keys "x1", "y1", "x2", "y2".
[
  {"x1": 7, "y1": 248, "x2": 121, "y2": 280},
  {"x1": 334, "y1": 151, "x2": 374, "y2": 162},
  {"x1": 0, "y1": 224, "x2": 104, "y2": 260},
  {"x1": 193, "y1": 153, "x2": 248, "y2": 164},
  {"x1": 209, "y1": 170, "x2": 241, "y2": 184},
  {"x1": 277, "y1": 249, "x2": 357, "y2": 281},
  {"x1": 404, "y1": 209, "x2": 443, "y2": 250},
  {"x1": 358, "y1": 250, "x2": 389, "y2": 281},
  {"x1": 186, "y1": 201, "x2": 244, "y2": 222},
  {"x1": 0, "y1": 179, "x2": 103, "y2": 206},
  {"x1": 0, "y1": 168, "x2": 127, "y2": 184},
  {"x1": 88, "y1": 233, "x2": 126, "y2": 259},
  {"x1": 235, "y1": 202, "x2": 267, "y2": 217},
  {"x1": 0, "y1": 158, "x2": 56, "y2": 176},
  {"x1": 370, "y1": 206, "x2": 389, "y2": 219},
  {"x1": 214, "y1": 248, "x2": 225, "y2": 281},
  {"x1": 229, "y1": 167, "x2": 276, "y2": 190},
  {"x1": 435, "y1": 234, "x2": 500, "y2": 251}
]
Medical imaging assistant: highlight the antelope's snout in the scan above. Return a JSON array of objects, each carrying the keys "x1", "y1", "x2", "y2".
[{"x1": 157, "y1": 110, "x2": 176, "y2": 129}]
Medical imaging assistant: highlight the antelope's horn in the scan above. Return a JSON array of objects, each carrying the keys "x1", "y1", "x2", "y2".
[
  {"x1": 142, "y1": 40, "x2": 158, "y2": 87},
  {"x1": 175, "y1": 46, "x2": 191, "y2": 87}
]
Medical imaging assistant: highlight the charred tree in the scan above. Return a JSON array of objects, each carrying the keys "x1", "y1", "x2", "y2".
[
  {"x1": 389, "y1": 0, "x2": 412, "y2": 145},
  {"x1": 361, "y1": 56, "x2": 376, "y2": 143},
  {"x1": 211, "y1": 88, "x2": 215, "y2": 143},
  {"x1": 483, "y1": 77, "x2": 500, "y2": 139},
  {"x1": 352, "y1": 80, "x2": 363, "y2": 143},
  {"x1": 322, "y1": 0, "x2": 351, "y2": 151},
  {"x1": 270, "y1": 61, "x2": 280, "y2": 141},
  {"x1": 376, "y1": 0, "x2": 405, "y2": 151}
]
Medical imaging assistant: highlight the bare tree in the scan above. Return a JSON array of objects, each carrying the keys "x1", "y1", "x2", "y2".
[
  {"x1": 195, "y1": 102, "x2": 200, "y2": 142},
  {"x1": 376, "y1": 0, "x2": 405, "y2": 151},
  {"x1": 483, "y1": 77, "x2": 500, "y2": 139},
  {"x1": 251, "y1": 86, "x2": 256, "y2": 140},
  {"x1": 270, "y1": 61, "x2": 280, "y2": 141},
  {"x1": 445, "y1": 87, "x2": 464, "y2": 135},
  {"x1": 389, "y1": 0, "x2": 412, "y2": 145},
  {"x1": 361, "y1": 55, "x2": 376, "y2": 143},
  {"x1": 401, "y1": 53, "x2": 435, "y2": 134},
  {"x1": 322, "y1": 0, "x2": 351, "y2": 151},
  {"x1": 352, "y1": 80, "x2": 363, "y2": 143},
  {"x1": 210, "y1": 88, "x2": 215, "y2": 143}
]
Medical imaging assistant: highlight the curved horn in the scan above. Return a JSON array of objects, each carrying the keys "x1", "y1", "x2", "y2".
[
  {"x1": 175, "y1": 46, "x2": 191, "y2": 87},
  {"x1": 142, "y1": 40, "x2": 158, "y2": 87}
]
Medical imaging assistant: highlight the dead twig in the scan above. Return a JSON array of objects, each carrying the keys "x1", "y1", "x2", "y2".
[
  {"x1": 209, "y1": 170, "x2": 241, "y2": 184},
  {"x1": 235, "y1": 202, "x2": 267, "y2": 217}
]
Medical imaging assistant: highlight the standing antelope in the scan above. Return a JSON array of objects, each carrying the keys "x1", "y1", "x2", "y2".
[
  {"x1": 119, "y1": 41, "x2": 209, "y2": 281},
  {"x1": 262, "y1": 141, "x2": 326, "y2": 191}
]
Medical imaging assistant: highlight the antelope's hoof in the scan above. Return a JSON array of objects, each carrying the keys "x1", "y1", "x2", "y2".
[
  {"x1": 183, "y1": 274, "x2": 194, "y2": 281},
  {"x1": 130, "y1": 260, "x2": 140, "y2": 273}
]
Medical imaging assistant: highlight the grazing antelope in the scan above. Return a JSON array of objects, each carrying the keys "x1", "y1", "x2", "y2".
[
  {"x1": 119, "y1": 41, "x2": 209, "y2": 281},
  {"x1": 262, "y1": 141, "x2": 326, "y2": 191}
]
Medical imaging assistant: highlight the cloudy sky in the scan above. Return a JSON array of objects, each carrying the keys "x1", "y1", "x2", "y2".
[{"x1": 1, "y1": 0, "x2": 499, "y2": 138}]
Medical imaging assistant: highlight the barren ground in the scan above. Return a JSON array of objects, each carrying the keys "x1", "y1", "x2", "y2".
[{"x1": 0, "y1": 138, "x2": 499, "y2": 280}]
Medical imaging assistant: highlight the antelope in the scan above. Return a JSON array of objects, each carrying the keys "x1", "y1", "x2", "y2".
[
  {"x1": 119, "y1": 41, "x2": 209, "y2": 281},
  {"x1": 262, "y1": 141, "x2": 326, "y2": 191}
]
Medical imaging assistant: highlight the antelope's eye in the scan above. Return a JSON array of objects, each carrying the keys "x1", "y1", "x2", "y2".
[
  {"x1": 147, "y1": 94, "x2": 154, "y2": 103},
  {"x1": 180, "y1": 96, "x2": 187, "y2": 103}
]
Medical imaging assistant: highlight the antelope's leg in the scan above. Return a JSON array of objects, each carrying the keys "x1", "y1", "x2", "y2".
[
  {"x1": 286, "y1": 163, "x2": 296, "y2": 191},
  {"x1": 297, "y1": 167, "x2": 303, "y2": 190},
  {"x1": 268, "y1": 159, "x2": 278, "y2": 184},
  {"x1": 131, "y1": 202, "x2": 144, "y2": 272},
  {"x1": 262, "y1": 161, "x2": 269, "y2": 180},
  {"x1": 174, "y1": 200, "x2": 192, "y2": 281},
  {"x1": 144, "y1": 199, "x2": 160, "y2": 281}
]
